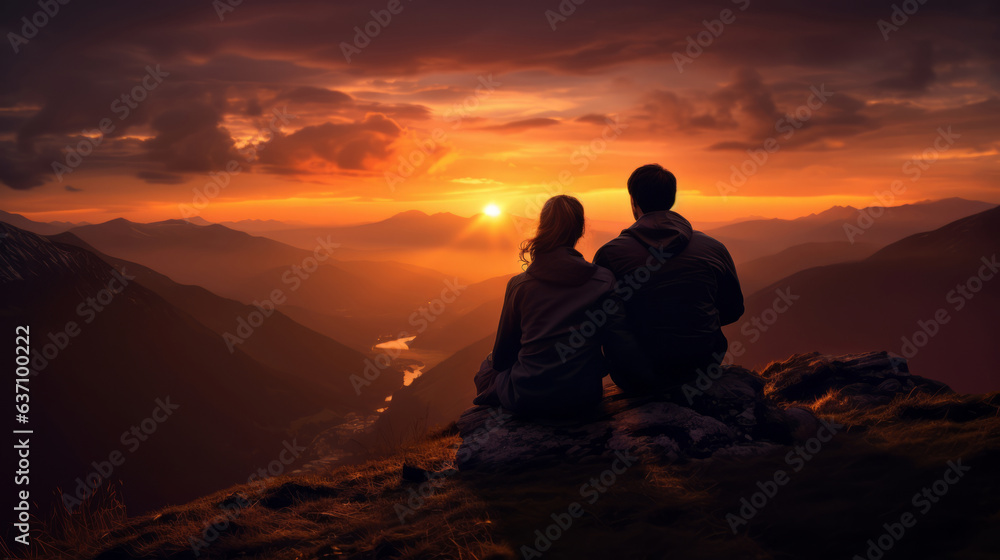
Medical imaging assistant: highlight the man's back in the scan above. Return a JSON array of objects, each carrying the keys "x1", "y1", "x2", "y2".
[{"x1": 594, "y1": 210, "x2": 744, "y2": 380}]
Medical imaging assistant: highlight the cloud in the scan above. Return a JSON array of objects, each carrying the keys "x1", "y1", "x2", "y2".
[
  {"x1": 0, "y1": 0, "x2": 996, "y2": 200},
  {"x1": 576, "y1": 113, "x2": 610, "y2": 126},
  {"x1": 643, "y1": 69, "x2": 882, "y2": 152},
  {"x1": 143, "y1": 104, "x2": 243, "y2": 172},
  {"x1": 451, "y1": 177, "x2": 503, "y2": 185},
  {"x1": 641, "y1": 90, "x2": 734, "y2": 133},
  {"x1": 0, "y1": 141, "x2": 59, "y2": 190},
  {"x1": 709, "y1": 68, "x2": 783, "y2": 139},
  {"x1": 258, "y1": 113, "x2": 403, "y2": 172},
  {"x1": 874, "y1": 42, "x2": 936, "y2": 94},
  {"x1": 274, "y1": 87, "x2": 353, "y2": 106},
  {"x1": 483, "y1": 117, "x2": 560, "y2": 133},
  {"x1": 136, "y1": 171, "x2": 186, "y2": 184}
]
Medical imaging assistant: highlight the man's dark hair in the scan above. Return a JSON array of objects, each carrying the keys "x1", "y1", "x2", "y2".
[{"x1": 627, "y1": 164, "x2": 676, "y2": 212}]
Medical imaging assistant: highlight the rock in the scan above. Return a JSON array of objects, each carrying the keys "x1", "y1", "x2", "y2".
[
  {"x1": 456, "y1": 352, "x2": 948, "y2": 470},
  {"x1": 457, "y1": 361, "x2": 799, "y2": 469},
  {"x1": 783, "y1": 406, "x2": 822, "y2": 441},
  {"x1": 761, "y1": 351, "x2": 952, "y2": 403}
]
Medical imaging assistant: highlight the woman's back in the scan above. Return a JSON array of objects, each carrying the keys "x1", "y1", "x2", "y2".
[{"x1": 490, "y1": 247, "x2": 620, "y2": 416}]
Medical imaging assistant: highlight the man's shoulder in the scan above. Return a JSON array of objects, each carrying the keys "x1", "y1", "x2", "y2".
[
  {"x1": 690, "y1": 229, "x2": 723, "y2": 244},
  {"x1": 686, "y1": 231, "x2": 735, "y2": 267},
  {"x1": 689, "y1": 230, "x2": 730, "y2": 252}
]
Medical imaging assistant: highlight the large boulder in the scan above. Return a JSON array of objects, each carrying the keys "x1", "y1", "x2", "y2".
[
  {"x1": 760, "y1": 351, "x2": 952, "y2": 404},
  {"x1": 455, "y1": 351, "x2": 951, "y2": 469}
]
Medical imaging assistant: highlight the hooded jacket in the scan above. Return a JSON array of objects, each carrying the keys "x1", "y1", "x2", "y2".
[
  {"x1": 488, "y1": 246, "x2": 653, "y2": 416},
  {"x1": 593, "y1": 210, "x2": 744, "y2": 387}
]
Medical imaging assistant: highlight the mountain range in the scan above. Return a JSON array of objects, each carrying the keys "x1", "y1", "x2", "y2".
[
  {"x1": 63, "y1": 218, "x2": 466, "y2": 352},
  {"x1": 2, "y1": 196, "x2": 997, "y2": 516},
  {"x1": 0, "y1": 223, "x2": 402, "y2": 514},
  {"x1": 723, "y1": 204, "x2": 1000, "y2": 393}
]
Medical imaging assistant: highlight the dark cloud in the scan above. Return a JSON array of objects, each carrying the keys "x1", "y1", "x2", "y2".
[
  {"x1": 143, "y1": 104, "x2": 242, "y2": 172},
  {"x1": 709, "y1": 68, "x2": 783, "y2": 139},
  {"x1": 0, "y1": 0, "x2": 996, "y2": 191},
  {"x1": 645, "y1": 70, "x2": 881, "y2": 151},
  {"x1": 136, "y1": 171, "x2": 186, "y2": 184},
  {"x1": 483, "y1": 117, "x2": 560, "y2": 133},
  {"x1": 0, "y1": 141, "x2": 60, "y2": 190},
  {"x1": 355, "y1": 102, "x2": 432, "y2": 120},
  {"x1": 874, "y1": 42, "x2": 936, "y2": 94},
  {"x1": 274, "y1": 87, "x2": 353, "y2": 106},
  {"x1": 641, "y1": 90, "x2": 734, "y2": 133},
  {"x1": 576, "y1": 113, "x2": 610, "y2": 126},
  {"x1": 258, "y1": 113, "x2": 403, "y2": 172}
]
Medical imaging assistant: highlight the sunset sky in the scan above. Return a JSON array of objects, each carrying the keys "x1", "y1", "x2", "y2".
[{"x1": 1, "y1": 0, "x2": 997, "y2": 226}]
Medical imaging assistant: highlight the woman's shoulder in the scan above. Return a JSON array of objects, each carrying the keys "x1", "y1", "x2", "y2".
[
  {"x1": 590, "y1": 264, "x2": 617, "y2": 290},
  {"x1": 505, "y1": 271, "x2": 533, "y2": 291}
]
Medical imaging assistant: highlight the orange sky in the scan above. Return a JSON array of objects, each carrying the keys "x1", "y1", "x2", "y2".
[{"x1": 1, "y1": 1, "x2": 998, "y2": 226}]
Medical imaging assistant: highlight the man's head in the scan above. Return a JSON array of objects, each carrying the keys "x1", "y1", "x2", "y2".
[{"x1": 627, "y1": 164, "x2": 676, "y2": 219}]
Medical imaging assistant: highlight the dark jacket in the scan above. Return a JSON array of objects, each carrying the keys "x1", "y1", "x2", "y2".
[
  {"x1": 487, "y1": 247, "x2": 653, "y2": 416},
  {"x1": 593, "y1": 211, "x2": 744, "y2": 389}
]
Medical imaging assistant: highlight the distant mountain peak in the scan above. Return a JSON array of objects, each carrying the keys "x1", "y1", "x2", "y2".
[
  {"x1": 389, "y1": 210, "x2": 467, "y2": 220},
  {"x1": 912, "y1": 196, "x2": 972, "y2": 205},
  {"x1": 801, "y1": 205, "x2": 859, "y2": 221},
  {"x1": 153, "y1": 218, "x2": 200, "y2": 226}
]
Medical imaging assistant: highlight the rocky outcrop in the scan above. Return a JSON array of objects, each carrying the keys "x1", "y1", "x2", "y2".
[
  {"x1": 760, "y1": 351, "x2": 951, "y2": 404},
  {"x1": 456, "y1": 351, "x2": 951, "y2": 469}
]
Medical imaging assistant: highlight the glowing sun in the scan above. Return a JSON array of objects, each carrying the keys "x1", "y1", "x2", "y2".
[{"x1": 483, "y1": 203, "x2": 501, "y2": 217}]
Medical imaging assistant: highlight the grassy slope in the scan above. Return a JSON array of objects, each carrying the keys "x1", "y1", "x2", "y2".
[{"x1": 11, "y1": 391, "x2": 1000, "y2": 560}]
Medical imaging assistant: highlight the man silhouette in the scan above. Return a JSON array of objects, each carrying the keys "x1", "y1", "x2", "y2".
[{"x1": 594, "y1": 164, "x2": 744, "y2": 392}]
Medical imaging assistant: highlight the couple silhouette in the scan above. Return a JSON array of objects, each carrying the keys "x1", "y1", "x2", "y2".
[{"x1": 473, "y1": 164, "x2": 744, "y2": 417}]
